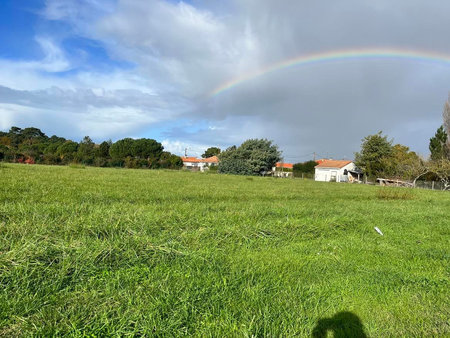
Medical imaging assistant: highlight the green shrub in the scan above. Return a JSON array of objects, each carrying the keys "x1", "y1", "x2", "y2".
[{"x1": 208, "y1": 165, "x2": 218, "y2": 173}]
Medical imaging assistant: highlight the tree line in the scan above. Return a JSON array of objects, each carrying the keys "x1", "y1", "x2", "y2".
[
  {"x1": 1, "y1": 97, "x2": 449, "y2": 184},
  {"x1": 0, "y1": 127, "x2": 183, "y2": 169},
  {"x1": 354, "y1": 97, "x2": 450, "y2": 188},
  {"x1": 292, "y1": 97, "x2": 450, "y2": 185}
]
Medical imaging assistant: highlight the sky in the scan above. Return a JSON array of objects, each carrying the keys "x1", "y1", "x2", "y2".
[{"x1": 1, "y1": 0, "x2": 450, "y2": 161}]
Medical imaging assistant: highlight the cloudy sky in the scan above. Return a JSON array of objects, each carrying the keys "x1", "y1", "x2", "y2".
[{"x1": 1, "y1": 0, "x2": 449, "y2": 160}]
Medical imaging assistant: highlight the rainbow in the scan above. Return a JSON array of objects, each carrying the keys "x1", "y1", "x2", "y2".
[{"x1": 211, "y1": 48, "x2": 450, "y2": 96}]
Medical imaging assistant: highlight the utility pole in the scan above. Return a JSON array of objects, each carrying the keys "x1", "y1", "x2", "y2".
[
  {"x1": 184, "y1": 148, "x2": 187, "y2": 157},
  {"x1": 313, "y1": 152, "x2": 316, "y2": 161}
]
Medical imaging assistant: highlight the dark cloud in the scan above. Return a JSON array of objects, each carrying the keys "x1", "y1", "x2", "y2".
[{"x1": 1, "y1": 0, "x2": 450, "y2": 158}]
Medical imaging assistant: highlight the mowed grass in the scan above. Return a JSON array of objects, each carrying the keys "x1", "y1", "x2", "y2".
[{"x1": 0, "y1": 164, "x2": 449, "y2": 336}]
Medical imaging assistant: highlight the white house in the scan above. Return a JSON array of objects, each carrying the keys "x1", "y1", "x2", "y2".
[
  {"x1": 181, "y1": 156, "x2": 219, "y2": 172},
  {"x1": 272, "y1": 162, "x2": 293, "y2": 178},
  {"x1": 315, "y1": 160, "x2": 358, "y2": 182}
]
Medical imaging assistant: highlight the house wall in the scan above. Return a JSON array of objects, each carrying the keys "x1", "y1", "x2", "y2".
[
  {"x1": 183, "y1": 161, "x2": 219, "y2": 172},
  {"x1": 272, "y1": 165, "x2": 293, "y2": 178},
  {"x1": 273, "y1": 171, "x2": 293, "y2": 178},
  {"x1": 315, "y1": 163, "x2": 355, "y2": 182},
  {"x1": 183, "y1": 161, "x2": 207, "y2": 171}
]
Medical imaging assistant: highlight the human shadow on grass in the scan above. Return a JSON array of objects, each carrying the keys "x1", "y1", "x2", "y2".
[{"x1": 312, "y1": 311, "x2": 367, "y2": 338}]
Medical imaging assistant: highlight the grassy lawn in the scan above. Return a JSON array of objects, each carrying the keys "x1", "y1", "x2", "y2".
[{"x1": 0, "y1": 163, "x2": 449, "y2": 336}]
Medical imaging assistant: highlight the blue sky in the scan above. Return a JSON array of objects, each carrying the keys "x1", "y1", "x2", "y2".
[
  {"x1": 1, "y1": 0, "x2": 450, "y2": 159},
  {"x1": 0, "y1": 1, "x2": 43, "y2": 60}
]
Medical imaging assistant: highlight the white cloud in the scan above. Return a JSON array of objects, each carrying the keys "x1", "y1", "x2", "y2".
[
  {"x1": 161, "y1": 139, "x2": 210, "y2": 158},
  {"x1": 1, "y1": 0, "x2": 450, "y2": 157},
  {"x1": 0, "y1": 37, "x2": 71, "y2": 83}
]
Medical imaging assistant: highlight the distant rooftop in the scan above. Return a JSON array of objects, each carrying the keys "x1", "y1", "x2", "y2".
[
  {"x1": 315, "y1": 160, "x2": 352, "y2": 169},
  {"x1": 181, "y1": 156, "x2": 219, "y2": 164},
  {"x1": 275, "y1": 162, "x2": 293, "y2": 169}
]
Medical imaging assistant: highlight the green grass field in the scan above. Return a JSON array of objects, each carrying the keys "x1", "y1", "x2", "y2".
[{"x1": 1, "y1": 163, "x2": 449, "y2": 336}]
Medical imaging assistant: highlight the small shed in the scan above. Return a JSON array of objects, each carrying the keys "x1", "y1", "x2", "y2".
[{"x1": 314, "y1": 160, "x2": 357, "y2": 182}]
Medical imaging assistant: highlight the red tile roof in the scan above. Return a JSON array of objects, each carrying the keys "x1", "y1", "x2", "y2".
[
  {"x1": 181, "y1": 156, "x2": 219, "y2": 164},
  {"x1": 202, "y1": 156, "x2": 219, "y2": 163},
  {"x1": 181, "y1": 156, "x2": 203, "y2": 163},
  {"x1": 275, "y1": 162, "x2": 293, "y2": 169},
  {"x1": 315, "y1": 160, "x2": 352, "y2": 168}
]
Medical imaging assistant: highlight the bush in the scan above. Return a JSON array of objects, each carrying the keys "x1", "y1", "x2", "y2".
[
  {"x1": 208, "y1": 165, "x2": 218, "y2": 173},
  {"x1": 124, "y1": 156, "x2": 138, "y2": 168},
  {"x1": 218, "y1": 139, "x2": 280, "y2": 176},
  {"x1": 293, "y1": 160, "x2": 316, "y2": 177},
  {"x1": 218, "y1": 158, "x2": 253, "y2": 175}
]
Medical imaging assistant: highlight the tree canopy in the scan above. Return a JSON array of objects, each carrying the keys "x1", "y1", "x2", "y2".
[
  {"x1": 0, "y1": 126, "x2": 182, "y2": 170},
  {"x1": 355, "y1": 132, "x2": 393, "y2": 178},
  {"x1": 293, "y1": 160, "x2": 317, "y2": 176},
  {"x1": 429, "y1": 125, "x2": 449, "y2": 161},
  {"x1": 202, "y1": 147, "x2": 221, "y2": 158},
  {"x1": 218, "y1": 139, "x2": 281, "y2": 176}
]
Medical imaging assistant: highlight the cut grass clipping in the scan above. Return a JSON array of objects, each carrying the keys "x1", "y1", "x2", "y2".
[{"x1": 0, "y1": 163, "x2": 449, "y2": 336}]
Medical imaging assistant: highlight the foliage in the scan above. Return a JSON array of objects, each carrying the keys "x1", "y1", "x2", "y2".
[
  {"x1": 355, "y1": 132, "x2": 393, "y2": 178},
  {"x1": 380, "y1": 144, "x2": 424, "y2": 181},
  {"x1": 157, "y1": 152, "x2": 183, "y2": 169},
  {"x1": 95, "y1": 140, "x2": 111, "y2": 158},
  {"x1": 57, "y1": 141, "x2": 79, "y2": 162},
  {"x1": 429, "y1": 125, "x2": 449, "y2": 161},
  {"x1": 77, "y1": 136, "x2": 95, "y2": 164},
  {"x1": 202, "y1": 147, "x2": 221, "y2": 158},
  {"x1": 109, "y1": 138, "x2": 134, "y2": 159},
  {"x1": 0, "y1": 144, "x2": 8, "y2": 160},
  {"x1": 218, "y1": 139, "x2": 281, "y2": 176},
  {"x1": 131, "y1": 138, "x2": 164, "y2": 159},
  {"x1": 218, "y1": 157, "x2": 253, "y2": 175},
  {"x1": 0, "y1": 126, "x2": 181, "y2": 170},
  {"x1": 207, "y1": 165, "x2": 218, "y2": 173},
  {"x1": 293, "y1": 160, "x2": 317, "y2": 177},
  {"x1": 0, "y1": 164, "x2": 449, "y2": 336},
  {"x1": 0, "y1": 136, "x2": 11, "y2": 146},
  {"x1": 426, "y1": 159, "x2": 450, "y2": 190}
]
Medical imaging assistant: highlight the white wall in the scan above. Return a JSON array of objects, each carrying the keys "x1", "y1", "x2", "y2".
[
  {"x1": 315, "y1": 163, "x2": 355, "y2": 182},
  {"x1": 183, "y1": 161, "x2": 207, "y2": 171}
]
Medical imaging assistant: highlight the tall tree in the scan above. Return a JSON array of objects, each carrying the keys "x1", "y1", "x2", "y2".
[
  {"x1": 21, "y1": 127, "x2": 47, "y2": 145},
  {"x1": 57, "y1": 141, "x2": 78, "y2": 162},
  {"x1": 354, "y1": 132, "x2": 393, "y2": 178},
  {"x1": 381, "y1": 144, "x2": 423, "y2": 180},
  {"x1": 109, "y1": 138, "x2": 134, "y2": 159},
  {"x1": 8, "y1": 126, "x2": 23, "y2": 147},
  {"x1": 202, "y1": 147, "x2": 221, "y2": 158},
  {"x1": 77, "y1": 136, "x2": 95, "y2": 164},
  {"x1": 219, "y1": 139, "x2": 281, "y2": 175},
  {"x1": 96, "y1": 140, "x2": 112, "y2": 158},
  {"x1": 429, "y1": 125, "x2": 448, "y2": 161},
  {"x1": 131, "y1": 138, "x2": 163, "y2": 159}
]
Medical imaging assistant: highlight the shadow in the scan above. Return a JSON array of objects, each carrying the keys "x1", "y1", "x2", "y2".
[{"x1": 312, "y1": 312, "x2": 367, "y2": 338}]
